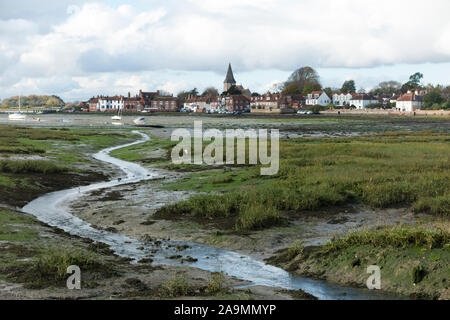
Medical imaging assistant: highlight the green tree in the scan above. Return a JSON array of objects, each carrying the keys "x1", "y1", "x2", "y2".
[
  {"x1": 302, "y1": 82, "x2": 322, "y2": 95},
  {"x1": 341, "y1": 80, "x2": 356, "y2": 93},
  {"x1": 283, "y1": 83, "x2": 302, "y2": 94},
  {"x1": 222, "y1": 85, "x2": 242, "y2": 96},
  {"x1": 402, "y1": 72, "x2": 423, "y2": 93},
  {"x1": 423, "y1": 90, "x2": 444, "y2": 109},
  {"x1": 323, "y1": 87, "x2": 333, "y2": 97}
]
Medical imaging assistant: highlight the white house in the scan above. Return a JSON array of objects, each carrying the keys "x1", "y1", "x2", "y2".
[
  {"x1": 350, "y1": 94, "x2": 379, "y2": 109},
  {"x1": 332, "y1": 93, "x2": 356, "y2": 107},
  {"x1": 306, "y1": 91, "x2": 331, "y2": 106},
  {"x1": 183, "y1": 97, "x2": 212, "y2": 112},
  {"x1": 97, "y1": 96, "x2": 125, "y2": 111},
  {"x1": 396, "y1": 92, "x2": 424, "y2": 112}
]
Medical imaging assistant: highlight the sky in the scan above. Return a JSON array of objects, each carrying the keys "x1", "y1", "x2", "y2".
[{"x1": 1, "y1": 0, "x2": 450, "y2": 102}]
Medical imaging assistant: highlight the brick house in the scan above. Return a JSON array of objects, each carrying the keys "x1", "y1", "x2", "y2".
[
  {"x1": 250, "y1": 92, "x2": 302, "y2": 114},
  {"x1": 88, "y1": 97, "x2": 99, "y2": 112}
]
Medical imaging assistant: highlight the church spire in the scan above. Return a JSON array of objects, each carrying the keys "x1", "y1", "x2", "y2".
[
  {"x1": 224, "y1": 63, "x2": 236, "y2": 85},
  {"x1": 223, "y1": 63, "x2": 236, "y2": 92}
]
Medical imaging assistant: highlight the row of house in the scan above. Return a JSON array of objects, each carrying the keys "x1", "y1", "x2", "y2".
[
  {"x1": 307, "y1": 89, "x2": 426, "y2": 112},
  {"x1": 87, "y1": 90, "x2": 179, "y2": 113},
  {"x1": 84, "y1": 63, "x2": 428, "y2": 114}
]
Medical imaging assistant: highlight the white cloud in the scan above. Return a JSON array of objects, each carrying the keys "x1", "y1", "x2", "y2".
[{"x1": 1, "y1": 0, "x2": 450, "y2": 101}]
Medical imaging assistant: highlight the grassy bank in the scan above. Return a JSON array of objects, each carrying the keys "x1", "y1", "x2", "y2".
[
  {"x1": 0, "y1": 207, "x2": 117, "y2": 290},
  {"x1": 155, "y1": 131, "x2": 450, "y2": 231},
  {"x1": 0, "y1": 125, "x2": 141, "y2": 207},
  {"x1": 267, "y1": 223, "x2": 450, "y2": 299}
]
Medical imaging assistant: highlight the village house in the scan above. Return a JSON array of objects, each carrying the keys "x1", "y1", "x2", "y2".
[
  {"x1": 211, "y1": 95, "x2": 250, "y2": 112},
  {"x1": 390, "y1": 94, "x2": 401, "y2": 105},
  {"x1": 148, "y1": 96, "x2": 179, "y2": 112},
  {"x1": 396, "y1": 91, "x2": 424, "y2": 112},
  {"x1": 88, "y1": 97, "x2": 99, "y2": 112},
  {"x1": 332, "y1": 93, "x2": 357, "y2": 107},
  {"x1": 306, "y1": 91, "x2": 331, "y2": 106},
  {"x1": 124, "y1": 92, "x2": 143, "y2": 112},
  {"x1": 138, "y1": 90, "x2": 180, "y2": 112},
  {"x1": 350, "y1": 94, "x2": 379, "y2": 109},
  {"x1": 250, "y1": 92, "x2": 280, "y2": 111},
  {"x1": 250, "y1": 92, "x2": 301, "y2": 114},
  {"x1": 223, "y1": 95, "x2": 250, "y2": 111},
  {"x1": 183, "y1": 96, "x2": 212, "y2": 112},
  {"x1": 91, "y1": 96, "x2": 125, "y2": 112}
]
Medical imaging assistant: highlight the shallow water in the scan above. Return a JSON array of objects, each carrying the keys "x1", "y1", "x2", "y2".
[{"x1": 22, "y1": 131, "x2": 399, "y2": 300}]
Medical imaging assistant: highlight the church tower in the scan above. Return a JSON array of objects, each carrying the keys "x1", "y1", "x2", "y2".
[{"x1": 223, "y1": 63, "x2": 236, "y2": 92}]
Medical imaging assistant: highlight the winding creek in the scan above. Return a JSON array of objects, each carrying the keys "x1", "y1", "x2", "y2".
[{"x1": 22, "y1": 131, "x2": 397, "y2": 300}]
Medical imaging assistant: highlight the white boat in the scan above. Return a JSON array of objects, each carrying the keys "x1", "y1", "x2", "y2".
[
  {"x1": 133, "y1": 117, "x2": 146, "y2": 125},
  {"x1": 9, "y1": 112, "x2": 27, "y2": 121},
  {"x1": 111, "y1": 107, "x2": 122, "y2": 121},
  {"x1": 9, "y1": 96, "x2": 26, "y2": 121},
  {"x1": 111, "y1": 121, "x2": 123, "y2": 126}
]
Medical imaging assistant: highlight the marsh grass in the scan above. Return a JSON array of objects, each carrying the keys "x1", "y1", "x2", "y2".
[
  {"x1": 0, "y1": 160, "x2": 67, "y2": 174},
  {"x1": 10, "y1": 247, "x2": 115, "y2": 288},
  {"x1": 162, "y1": 272, "x2": 190, "y2": 297},
  {"x1": 33, "y1": 248, "x2": 104, "y2": 281},
  {"x1": 157, "y1": 131, "x2": 450, "y2": 231},
  {"x1": 323, "y1": 224, "x2": 450, "y2": 252},
  {"x1": 207, "y1": 272, "x2": 226, "y2": 294}
]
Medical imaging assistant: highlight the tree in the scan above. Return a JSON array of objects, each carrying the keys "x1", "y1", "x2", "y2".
[
  {"x1": 283, "y1": 83, "x2": 302, "y2": 94},
  {"x1": 201, "y1": 87, "x2": 219, "y2": 98},
  {"x1": 402, "y1": 72, "x2": 424, "y2": 93},
  {"x1": 441, "y1": 86, "x2": 450, "y2": 102},
  {"x1": 323, "y1": 87, "x2": 333, "y2": 97},
  {"x1": 370, "y1": 81, "x2": 402, "y2": 96},
  {"x1": 222, "y1": 85, "x2": 242, "y2": 96},
  {"x1": 408, "y1": 72, "x2": 423, "y2": 88},
  {"x1": 1, "y1": 95, "x2": 65, "y2": 108},
  {"x1": 251, "y1": 92, "x2": 261, "y2": 97},
  {"x1": 302, "y1": 82, "x2": 322, "y2": 94},
  {"x1": 423, "y1": 90, "x2": 444, "y2": 109},
  {"x1": 189, "y1": 88, "x2": 199, "y2": 96},
  {"x1": 283, "y1": 66, "x2": 321, "y2": 94},
  {"x1": 341, "y1": 80, "x2": 356, "y2": 93}
]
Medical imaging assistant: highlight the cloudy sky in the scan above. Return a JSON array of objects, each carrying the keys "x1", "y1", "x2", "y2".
[{"x1": 1, "y1": 0, "x2": 450, "y2": 102}]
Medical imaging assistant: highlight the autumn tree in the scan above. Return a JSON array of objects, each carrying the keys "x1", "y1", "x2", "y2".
[{"x1": 282, "y1": 66, "x2": 321, "y2": 95}]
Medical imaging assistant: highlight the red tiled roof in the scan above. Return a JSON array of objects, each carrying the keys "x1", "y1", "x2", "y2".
[{"x1": 397, "y1": 93, "x2": 423, "y2": 102}]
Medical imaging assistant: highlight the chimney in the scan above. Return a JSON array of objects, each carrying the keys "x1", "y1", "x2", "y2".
[{"x1": 128, "y1": 92, "x2": 130, "y2": 99}]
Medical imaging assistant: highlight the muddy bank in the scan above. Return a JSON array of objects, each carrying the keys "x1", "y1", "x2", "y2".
[
  {"x1": 0, "y1": 171, "x2": 107, "y2": 208},
  {"x1": 73, "y1": 186, "x2": 424, "y2": 258},
  {"x1": 266, "y1": 231, "x2": 450, "y2": 300},
  {"x1": 0, "y1": 207, "x2": 300, "y2": 300}
]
